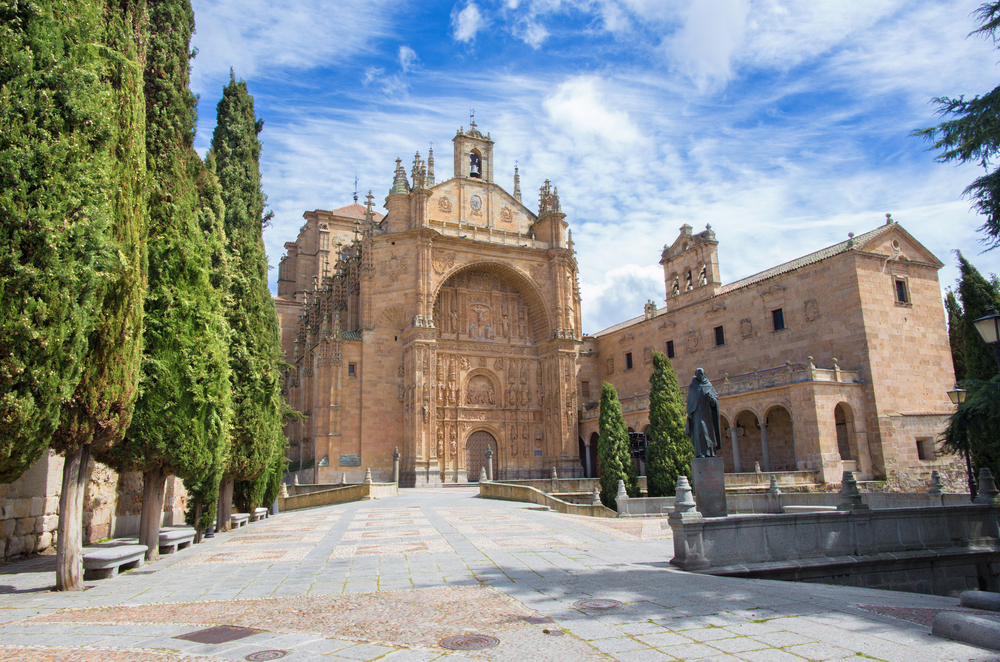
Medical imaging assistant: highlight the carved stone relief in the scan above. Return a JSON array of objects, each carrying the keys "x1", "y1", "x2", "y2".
[
  {"x1": 530, "y1": 264, "x2": 546, "y2": 283},
  {"x1": 804, "y1": 299, "x2": 820, "y2": 322},
  {"x1": 685, "y1": 330, "x2": 700, "y2": 353},
  {"x1": 432, "y1": 251, "x2": 456, "y2": 274},
  {"x1": 500, "y1": 206, "x2": 513, "y2": 223},
  {"x1": 606, "y1": 358, "x2": 614, "y2": 375},
  {"x1": 467, "y1": 375, "x2": 496, "y2": 406},
  {"x1": 643, "y1": 346, "x2": 652, "y2": 365},
  {"x1": 438, "y1": 197, "x2": 453, "y2": 213},
  {"x1": 379, "y1": 254, "x2": 408, "y2": 284},
  {"x1": 740, "y1": 318, "x2": 753, "y2": 339}
]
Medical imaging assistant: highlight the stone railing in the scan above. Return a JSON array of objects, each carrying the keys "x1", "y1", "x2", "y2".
[
  {"x1": 429, "y1": 219, "x2": 549, "y2": 250},
  {"x1": 278, "y1": 481, "x2": 397, "y2": 512},
  {"x1": 479, "y1": 481, "x2": 616, "y2": 518}
]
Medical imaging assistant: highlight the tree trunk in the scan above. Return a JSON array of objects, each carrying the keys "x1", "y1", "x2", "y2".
[
  {"x1": 192, "y1": 501, "x2": 203, "y2": 544},
  {"x1": 139, "y1": 465, "x2": 166, "y2": 562},
  {"x1": 56, "y1": 446, "x2": 90, "y2": 591},
  {"x1": 216, "y1": 476, "x2": 234, "y2": 532}
]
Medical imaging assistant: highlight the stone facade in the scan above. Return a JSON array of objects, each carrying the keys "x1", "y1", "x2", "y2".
[
  {"x1": 277, "y1": 125, "x2": 960, "y2": 490},
  {"x1": 277, "y1": 124, "x2": 582, "y2": 486}
]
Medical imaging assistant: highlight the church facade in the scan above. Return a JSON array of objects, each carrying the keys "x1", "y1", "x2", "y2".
[{"x1": 275, "y1": 124, "x2": 960, "y2": 490}]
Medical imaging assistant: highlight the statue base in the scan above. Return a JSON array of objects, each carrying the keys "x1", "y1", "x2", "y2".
[{"x1": 691, "y1": 456, "x2": 727, "y2": 518}]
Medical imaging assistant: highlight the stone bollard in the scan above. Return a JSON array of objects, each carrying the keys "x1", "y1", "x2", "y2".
[
  {"x1": 364, "y1": 467, "x2": 373, "y2": 484},
  {"x1": 591, "y1": 487, "x2": 600, "y2": 506},
  {"x1": 485, "y1": 445, "x2": 493, "y2": 481},
  {"x1": 293, "y1": 474, "x2": 299, "y2": 486},
  {"x1": 975, "y1": 468, "x2": 1000, "y2": 505},
  {"x1": 929, "y1": 470, "x2": 943, "y2": 495},
  {"x1": 616, "y1": 479, "x2": 629, "y2": 516},
  {"x1": 392, "y1": 447, "x2": 400, "y2": 485},
  {"x1": 837, "y1": 471, "x2": 868, "y2": 510},
  {"x1": 479, "y1": 466, "x2": 488, "y2": 482},
  {"x1": 279, "y1": 482, "x2": 289, "y2": 499},
  {"x1": 768, "y1": 474, "x2": 781, "y2": 496},
  {"x1": 551, "y1": 466, "x2": 558, "y2": 493},
  {"x1": 668, "y1": 476, "x2": 708, "y2": 570},
  {"x1": 754, "y1": 461, "x2": 761, "y2": 473},
  {"x1": 341, "y1": 472, "x2": 348, "y2": 485}
]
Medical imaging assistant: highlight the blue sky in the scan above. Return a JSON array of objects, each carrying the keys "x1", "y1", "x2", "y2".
[{"x1": 189, "y1": 0, "x2": 1000, "y2": 334}]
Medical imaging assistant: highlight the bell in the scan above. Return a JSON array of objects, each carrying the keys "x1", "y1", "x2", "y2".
[{"x1": 470, "y1": 162, "x2": 480, "y2": 175}]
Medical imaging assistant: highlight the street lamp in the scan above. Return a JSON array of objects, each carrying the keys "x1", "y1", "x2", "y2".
[
  {"x1": 947, "y1": 385, "x2": 975, "y2": 501},
  {"x1": 973, "y1": 308, "x2": 1000, "y2": 370}
]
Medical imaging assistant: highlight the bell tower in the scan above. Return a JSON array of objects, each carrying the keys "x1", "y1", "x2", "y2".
[
  {"x1": 453, "y1": 117, "x2": 494, "y2": 182},
  {"x1": 659, "y1": 224, "x2": 721, "y2": 309}
]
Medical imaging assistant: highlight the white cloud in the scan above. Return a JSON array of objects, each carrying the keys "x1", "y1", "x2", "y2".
[
  {"x1": 542, "y1": 76, "x2": 641, "y2": 146},
  {"x1": 666, "y1": 0, "x2": 749, "y2": 91},
  {"x1": 452, "y1": 2, "x2": 486, "y2": 42},
  {"x1": 518, "y1": 19, "x2": 550, "y2": 48},
  {"x1": 398, "y1": 45, "x2": 418, "y2": 73}
]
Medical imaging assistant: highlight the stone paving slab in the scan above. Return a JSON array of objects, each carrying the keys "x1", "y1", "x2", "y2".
[{"x1": 0, "y1": 487, "x2": 999, "y2": 661}]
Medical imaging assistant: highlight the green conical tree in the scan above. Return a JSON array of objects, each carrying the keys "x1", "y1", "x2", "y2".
[
  {"x1": 645, "y1": 351, "x2": 693, "y2": 497},
  {"x1": 597, "y1": 382, "x2": 638, "y2": 510},
  {"x1": 0, "y1": 0, "x2": 111, "y2": 483},
  {"x1": 957, "y1": 252, "x2": 1000, "y2": 382},
  {"x1": 945, "y1": 289, "x2": 967, "y2": 383},
  {"x1": 211, "y1": 73, "x2": 285, "y2": 528},
  {"x1": 98, "y1": 0, "x2": 232, "y2": 561},
  {"x1": 49, "y1": 0, "x2": 149, "y2": 591}
]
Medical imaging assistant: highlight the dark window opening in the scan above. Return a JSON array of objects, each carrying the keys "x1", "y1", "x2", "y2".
[
  {"x1": 348, "y1": 363, "x2": 356, "y2": 377},
  {"x1": 581, "y1": 381, "x2": 591, "y2": 400},
  {"x1": 469, "y1": 152, "x2": 482, "y2": 178},
  {"x1": 625, "y1": 352, "x2": 633, "y2": 370},
  {"x1": 772, "y1": 308, "x2": 785, "y2": 331},
  {"x1": 666, "y1": 340, "x2": 675, "y2": 359},
  {"x1": 895, "y1": 279, "x2": 909, "y2": 304},
  {"x1": 917, "y1": 438, "x2": 935, "y2": 461},
  {"x1": 714, "y1": 326, "x2": 725, "y2": 346}
]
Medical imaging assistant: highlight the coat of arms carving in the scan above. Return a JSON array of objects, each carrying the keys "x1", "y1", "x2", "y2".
[{"x1": 437, "y1": 196, "x2": 453, "y2": 213}]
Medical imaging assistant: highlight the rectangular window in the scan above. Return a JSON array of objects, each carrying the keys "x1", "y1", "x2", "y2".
[
  {"x1": 772, "y1": 308, "x2": 785, "y2": 331},
  {"x1": 581, "y1": 381, "x2": 591, "y2": 400},
  {"x1": 666, "y1": 340, "x2": 675, "y2": 359},
  {"x1": 895, "y1": 278, "x2": 909, "y2": 304},
  {"x1": 625, "y1": 352, "x2": 633, "y2": 370},
  {"x1": 917, "y1": 438, "x2": 936, "y2": 461},
  {"x1": 714, "y1": 326, "x2": 725, "y2": 346},
  {"x1": 348, "y1": 363, "x2": 356, "y2": 377}
]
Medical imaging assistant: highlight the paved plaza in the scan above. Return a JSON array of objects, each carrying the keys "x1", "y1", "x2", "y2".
[{"x1": 0, "y1": 488, "x2": 997, "y2": 661}]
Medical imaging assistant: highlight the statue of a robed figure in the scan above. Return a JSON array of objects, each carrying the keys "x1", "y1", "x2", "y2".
[{"x1": 685, "y1": 368, "x2": 722, "y2": 457}]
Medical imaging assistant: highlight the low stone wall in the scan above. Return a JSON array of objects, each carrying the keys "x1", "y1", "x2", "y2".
[
  {"x1": 278, "y1": 482, "x2": 398, "y2": 512},
  {"x1": 616, "y1": 495, "x2": 675, "y2": 517},
  {"x1": 479, "y1": 481, "x2": 616, "y2": 518},
  {"x1": 726, "y1": 491, "x2": 971, "y2": 514}
]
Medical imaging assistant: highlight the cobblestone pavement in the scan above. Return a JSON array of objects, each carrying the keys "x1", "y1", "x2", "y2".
[{"x1": 0, "y1": 487, "x2": 998, "y2": 661}]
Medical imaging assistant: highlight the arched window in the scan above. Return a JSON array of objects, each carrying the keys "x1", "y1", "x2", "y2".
[{"x1": 469, "y1": 151, "x2": 482, "y2": 178}]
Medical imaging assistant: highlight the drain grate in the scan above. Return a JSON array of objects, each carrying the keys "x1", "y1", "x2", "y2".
[
  {"x1": 574, "y1": 598, "x2": 623, "y2": 610},
  {"x1": 174, "y1": 625, "x2": 261, "y2": 644},
  {"x1": 440, "y1": 634, "x2": 500, "y2": 650},
  {"x1": 244, "y1": 651, "x2": 289, "y2": 661}
]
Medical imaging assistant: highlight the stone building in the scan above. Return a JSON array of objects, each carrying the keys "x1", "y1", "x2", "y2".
[
  {"x1": 277, "y1": 122, "x2": 582, "y2": 486},
  {"x1": 276, "y1": 124, "x2": 960, "y2": 490}
]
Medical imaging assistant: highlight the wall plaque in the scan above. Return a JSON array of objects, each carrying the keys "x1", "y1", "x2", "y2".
[{"x1": 339, "y1": 454, "x2": 361, "y2": 467}]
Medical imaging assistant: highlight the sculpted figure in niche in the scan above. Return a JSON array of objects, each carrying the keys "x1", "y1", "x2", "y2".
[
  {"x1": 437, "y1": 429, "x2": 444, "y2": 457},
  {"x1": 467, "y1": 376, "x2": 495, "y2": 406},
  {"x1": 685, "y1": 368, "x2": 722, "y2": 458},
  {"x1": 502, "y1": 315, "x2": 510, "y2": 337},
  {"x1": 450, "y1": 309, "x2": 458, "y2": 333},
  {"x1": 485, "y1": 323, "x2": 493, "y2": 340},
  {"x1": 468, "y1": 321, "x2": 477, "y2": 338}
]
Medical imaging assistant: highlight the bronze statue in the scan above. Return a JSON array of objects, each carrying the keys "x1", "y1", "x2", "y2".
[{"x1": 685, "y1": 368, "x2": 722, "y2": 457}]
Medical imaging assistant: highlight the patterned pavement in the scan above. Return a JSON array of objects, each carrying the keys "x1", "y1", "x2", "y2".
[{"x1": 0, "y1": 487, "x2": 998, "y2": 661}]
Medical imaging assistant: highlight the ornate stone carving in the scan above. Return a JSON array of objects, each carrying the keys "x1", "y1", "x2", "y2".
[
  {"x1": 500, "y1": 206, "x2": 513, "y2": 223},
  {"x1": 467, "y1": 375, "x2": 495, "y2": 406},
  {"x1": 432, "y1": 251, "x2": 456, "y2": 274},
  {"x1": 740, "y1": 318, "x2": 753, "y2": 339},
  {"x1": 379, "y1": 254, "x2": 408, "y2": 284},
  {"x1": 685, "y1": 330, "x2": 700, "y2": 352},
  {"x1": 470, "y1": 194, "x2": 483, "y2": 215},
  {"x1": 494, "y1": 359, "x2": 504, "y2": 371},
  {"x1": 606, "y1": 358, "x2": 614, "y2": 374},
  {"x1": 804, "y1": 299, "x2": 820, "y2": 322},
  {"x1": 530, "y1": 264, "x2": 546, "y2": 283},
  {"x1": 438, "y1": 196, "x2": 453, "y2": 213},
  {"x1": 643, "y1": 346, "x2": 652, "y2": 365}
]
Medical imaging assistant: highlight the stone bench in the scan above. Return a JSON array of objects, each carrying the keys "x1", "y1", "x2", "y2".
[
  {"x1": 82, "y1": 542, "x2": 148, "y2": 580},
  {"x1": 251, "y1": 507, "x2": 268, "y2": 522},
  {"x1": 231, "y1": 513, "x2": 250, "y2": 529},
  {"x1": 158, "y1": 527, "x2": 196, "y2": 554},
  {"x1": 782, "y1": 505, "x2": 837, "y2": 514}
]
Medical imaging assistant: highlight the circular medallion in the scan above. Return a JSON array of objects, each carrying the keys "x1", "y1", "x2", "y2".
[
  {"x1": 440, "y1": 634, "x2": 500, "y2": 650},
  {"x1": 574, "y1": 598, "x2": 623, "y2": 610},
  {"x1": 470, "y1": 194, "x2": 483, "y2": 211},
  {"x1": 244, "y1": 651, "x2": 289, "y2": 661}
]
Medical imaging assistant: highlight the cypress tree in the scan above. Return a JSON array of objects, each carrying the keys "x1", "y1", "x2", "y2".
[
  {"x1": 945, "y1": 289, "x2": 967, "y2": 383},
  {"x1": 49, "y1": 0, "x2": 149, "y2": 591},
  {"x1": 957, "y1": 252, "x2": 1000, "y2": 382},
  {"x1": 0, "y1": 1, "x2": 110, "y2": 482},
  {"x1": 645, "y1": 351, "x2": 693, "y2": 497},
  {"x1": 597, "y1": 382, "x2": 638, "y2": 510},
  {"x1": 211, "y1": 73, "x2": 285, "y2": 528},
  {"x1": 98, "y1": 0, "x2": 231, "y2": 561}
]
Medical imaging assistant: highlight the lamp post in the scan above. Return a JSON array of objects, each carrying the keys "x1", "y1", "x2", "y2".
[
  {"x1": 947, "y1": 385, "x2": 975, "y2": 501},
  {"x1": 972, "y1": 308, "x2": 1000, "y2": 370}
]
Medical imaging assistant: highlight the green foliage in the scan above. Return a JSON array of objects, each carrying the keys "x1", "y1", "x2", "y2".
[
  {"x1": 957, "y1": 252, "x2": 1000, "y2": 382},
  {"x1": 262, "y1": 447, "x2": 286, "y2": 508},
  {"x1": 597, "y1": 382, "x2": 638, "y2": 509},
  {"x1": 51, "y1": 0, "x2": 149, "y2": 456},
  {"x1": 915, "y1": 2, "x2": 1000, "y2": 250},
  {"x1": 211, "y1": 73, "x2": 285, "y2": 484},
  {"x1": 946, "y1": 289, "x2": 967, "y2": 382},
  {"x1": 99, "y1": 0, "x2": 231, "y2": 502},
  {"x1": 234, "y1": 436, "x2": 287, "y2": 512},
  {"x1": 645, "y1": 351, "x2": 693, "y2": 497},
  {"x1": 942, "y1": 375, "x2": 1000, "y2": 486},
  {"x1": 0, "y1": 0, "x2": 112, "y2": 481}
]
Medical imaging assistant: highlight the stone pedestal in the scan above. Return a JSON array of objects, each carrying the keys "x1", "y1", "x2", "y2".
[{"x1": 691, "y1": 457, "x2": 727, "y2": 518}]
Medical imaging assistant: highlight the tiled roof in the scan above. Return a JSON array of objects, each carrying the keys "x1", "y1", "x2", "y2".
[
  {"x1": 328, "y1": 203, "x2": 385, "y2": 222},
  {"x1": 342, "y1": 330, "x2": 362, "y2": 341}
]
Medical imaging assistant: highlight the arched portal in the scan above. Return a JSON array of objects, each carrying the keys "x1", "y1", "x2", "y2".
[
  {"x1": 718, "y1": 415, "x2": 736, "y2": 472},
  {"x1": 765, "y1": 405, "x2": 796, "y2": 471},
  {"x1": 588, "y1": 432, "x2": 599, "y2": 478},
  {"x1": 466, "y1": 430, "x2": 497, "y2": 482},
  {"x1": 578, "y1": 436, "x2": 587, "y2": 477},
  {"x1": 735, "y1": 410, "x2": 765, "y2": 471},
  {"x1": 835, "y1": 403, "x2": 856, "y2": 461}
]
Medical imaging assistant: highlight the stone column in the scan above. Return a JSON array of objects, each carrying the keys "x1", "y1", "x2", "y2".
[
  {"x1": 484, "y1": 445, "x2": 493, "y2": 481},
  {"x1": 584, "y1": 444, "x2": 592, "y2": 478},
  {"x1": 729, "y1": 427, "x2": 741, "y2": 473},
  {"x1": 758, "y1": 422, "x2": 771, "y2": 472},
  {"x1": 392, "y1": 447, "x2": 400, "y2": 485}
]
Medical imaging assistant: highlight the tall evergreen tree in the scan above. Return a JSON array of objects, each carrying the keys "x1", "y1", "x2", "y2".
[
  {"x1": 98, "y1": 0, "x2": 231, "y2": 561},
  {"x1": 0, "y1": 1, "x2": 111, "y2": 483},
  {"x1": 945, "y1": 289, "x2": 967, "y2": 383},
  {"x1": 48, "y1": 0, "x2": 149, "y2": 591},
  {"x1": 211, "y1": 73, "x2": 285, "y2": 528},
  {"x1": 597, "y1": 382, "x2": 638, "y2": 510},
  {"x1": 957, "y1": 252, "x2": 1000, "y2": 382},
  {"x1": 645, "y1": 351, "x2": 693, "y2": 497}
]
